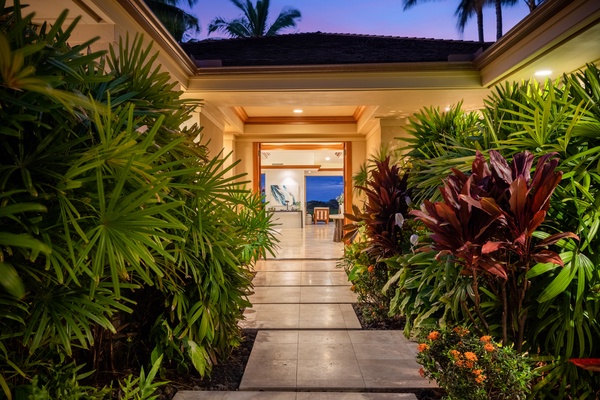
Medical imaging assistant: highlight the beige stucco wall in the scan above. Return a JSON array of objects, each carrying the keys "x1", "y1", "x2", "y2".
[
  {"x1": 198, "y1": 114, "x2": 224, "y2": 160},
  {"x1": 381, "y1": 118, "x2": 411, "y2": 155},
  {"x1": 350, "y1": 139, "x2": 367, "y2": 210},
  {"x1": 235, "y1": 141, "x2": 255, "y2": 187},
  {"x1": 365, "y1": 123, "x2": 381, "y2": 162}
]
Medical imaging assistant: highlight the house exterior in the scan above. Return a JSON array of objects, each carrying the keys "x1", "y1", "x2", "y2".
[{"x1": 14, "y1": 0, "x2": 600, "y2": 212}]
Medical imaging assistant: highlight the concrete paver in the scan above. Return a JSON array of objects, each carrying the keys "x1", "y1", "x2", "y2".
[
  {"x1": 173, "y1": 225, "x2": 433, "y2": 400},
  {"x1": 176, "y1": 392, "x2": 418, "y2": 400}
]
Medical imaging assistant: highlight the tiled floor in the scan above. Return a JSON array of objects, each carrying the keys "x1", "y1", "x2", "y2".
[{"x1": 174, "y1": 224, "x2": 433, "y2": 400}]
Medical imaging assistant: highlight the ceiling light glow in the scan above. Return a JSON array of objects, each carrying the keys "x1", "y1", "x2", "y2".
[
  {"x1": 325, "y1": 157, "x2": 331, "y2": 161},
  {"x1": 535, "y1": 70, "x2": 552, "y2": 76},
  {"x1": 293, "y1": 109, "x2": 303, "y2": 113}
]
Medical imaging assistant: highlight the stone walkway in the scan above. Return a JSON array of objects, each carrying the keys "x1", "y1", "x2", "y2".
[{"x1": 174, "y1": 224, "x2": 435, "y2": 399}]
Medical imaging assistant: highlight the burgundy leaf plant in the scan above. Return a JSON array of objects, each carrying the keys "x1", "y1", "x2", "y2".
[{"x1": 411, "y1": 150, "x2": 577, "y2": 350}]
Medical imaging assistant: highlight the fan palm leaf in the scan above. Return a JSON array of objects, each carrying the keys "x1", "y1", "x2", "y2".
[{"x1": 208, "y1": 0, "x2": 301, "y2": 38}]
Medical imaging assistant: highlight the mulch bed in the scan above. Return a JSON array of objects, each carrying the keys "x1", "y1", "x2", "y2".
[{"x1": 156, "y1": 305, "x2": 443, "y2": 400}]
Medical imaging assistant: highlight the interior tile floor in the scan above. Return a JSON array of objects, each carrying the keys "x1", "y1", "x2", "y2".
[{"x1": 174, "y1": 224, "x2": 435, "y2": 399}]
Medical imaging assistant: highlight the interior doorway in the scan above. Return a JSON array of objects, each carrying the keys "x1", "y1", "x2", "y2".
[{"x1": 253, "y1": 142, "x2": 352, "y2": 222}]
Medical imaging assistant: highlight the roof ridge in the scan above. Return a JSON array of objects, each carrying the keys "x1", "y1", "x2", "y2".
[{"x1": 199, "y1": 32, "x2": 492, "y2": 45}]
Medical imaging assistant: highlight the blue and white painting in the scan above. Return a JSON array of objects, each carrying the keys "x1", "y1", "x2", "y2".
[{"x1": 270, "y1": 184, "x2": 298, "y2": 206}]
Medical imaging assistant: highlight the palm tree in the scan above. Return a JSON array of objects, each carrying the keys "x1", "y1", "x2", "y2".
[
  {"x1": 455, "y1": 0, "x2": 486, "y2": 42},
  {"x1": 208, "y1": 0, "x2": 301, "y2": 38},
  {"x1": 144, "y1": 0, "x2": 200, "y2": 42},
  {"x1": 491, "y1": 0, "x2": 518, "y2": 40},
  {"x1": 403, "y1": 0, "x2": 520, "y2": 42}
]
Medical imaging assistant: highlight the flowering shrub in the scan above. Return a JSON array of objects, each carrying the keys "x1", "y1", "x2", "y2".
[{"x1": 417, "y1": 327, "x2": 533, "y2": 400}]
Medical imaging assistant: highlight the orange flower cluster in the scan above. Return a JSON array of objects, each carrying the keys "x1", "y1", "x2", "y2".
[
  {"x1": 450, "y1": 350, "x2": 478, "y2": 369},
  {"x1": 427, "y1": 331, "x2": 440, "y2": 340},
  {"x1": 419, "y1": 367, "x2": 426, "y2": 378},
  {"x1": 449, "y1": 349, "x2": 461, "y2": 360},
  {"x1": 417, "y1": 343, "x2": 429, "y2": 352},
  {"x1": 453, "y1": 326, "x2": 470, "y2": 336},
  {"x1": 367, "y1": 265, "x2": 375, "y2": 274},
  {"x1": 484, "y1": 343, "x2": 495, "y2": 352},
  {"x1": 479, "y1": 335, "x2": 492, "y2": 343}
]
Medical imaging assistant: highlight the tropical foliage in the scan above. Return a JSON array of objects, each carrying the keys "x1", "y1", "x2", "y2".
[
  {"x1": 403, "y1": 0, "x2": 523, "y2": 42},
  {"x1": 412, "y1": 150, "x2": 578, "y2": 350},
  {"x1": 341, "y1": 157, "x2": 413, "y2": 322},
  {"x1": 144, "y1": 0, "x2": 200, "y2": 42},
  {"x1": 343, "y1": 63, "x2": 600, "y2": 397},
  {"x1": 0, "y1": 3, "x2": 276, "y2": 398},
  {"x1": 417, "y1": 326, "x2": 533, "y2": 399},
  {"x1": 208, "y1": 0, "x2": 301, "y2": 38}
]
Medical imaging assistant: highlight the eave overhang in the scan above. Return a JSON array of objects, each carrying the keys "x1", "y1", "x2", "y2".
[{"x1": 475, "y1": 0, "x2": 600, "y2": 86}]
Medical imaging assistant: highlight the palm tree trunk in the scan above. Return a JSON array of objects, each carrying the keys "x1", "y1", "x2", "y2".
[
  {"x1": 477, "y1": 6, "x2": 484, "y2": 42},
  {"x1": 495, "y1": 0, "x2": 503, "y2": 40}
]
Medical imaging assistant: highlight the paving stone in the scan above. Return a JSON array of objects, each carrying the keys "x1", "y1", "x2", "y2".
[
  {"x1": 232, "y1": 227, "x2": 433, "y2": 395},
  {"x1": 174, "y1": 392, "x2": 418, "y2": 400}
]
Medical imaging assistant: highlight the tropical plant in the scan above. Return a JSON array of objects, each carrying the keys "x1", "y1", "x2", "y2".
[
  {"x1": 455, "y1": 0, "x2": 486, "y2": 42},
  {"x1": 208, "y1": 0, "x2": 301, "y2": 38},
  {"x1": 411, "y1": 150, "x2": 577, "y2": 350},
  {"x1": 144, "y1": 0, "x2": 200, "y2": 42},
  {"x1": 352, "y1": 143, "x2": 405, "y2": 193},
  {"x1": 480, "y1": 70, "x2": 600, "y2": 398},
  {"x1": 383, "y1": 247, "x2": 454, "y2": 337},
  {"x1": 392, "y1": 68, "x2": 600, "y2": 396},
  {"x1": 403, "y1": 0, "x2": 520, "y2": 42},
  {"x1": 417, "y1": 326, "x2": 533, "y2": 399},
  {"x1": 344, "y1": 157, "x2": 412, "y2": 259},
  {"x1": 0, "y1": 2, "x2": 276, "y2": 398},
  {"x1": 403, "y1": 102, "x2": 483, "y2": 204},
  {"x1": 342, "y1": 157, "x2": 413, "y2": 321}
]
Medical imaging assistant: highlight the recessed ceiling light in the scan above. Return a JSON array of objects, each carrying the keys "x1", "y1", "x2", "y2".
[
  {"x1": 325, "y1": 157, "x2": 331, "y2": 161},
  {"x1": 535, "y1": 70, "x2": 552, "y2": 76},
  {"x1": 293, "y1": 109, "x2": 303, "y2": 113}
]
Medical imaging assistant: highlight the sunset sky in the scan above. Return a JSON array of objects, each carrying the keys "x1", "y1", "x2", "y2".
[{"x1": 183, "y1": 0, "x2": 532, "y2": 42}]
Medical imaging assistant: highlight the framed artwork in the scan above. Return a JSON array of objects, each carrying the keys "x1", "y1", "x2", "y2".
[{"x1": 270, "y1": 184, "x2": 298, "y2": 206}]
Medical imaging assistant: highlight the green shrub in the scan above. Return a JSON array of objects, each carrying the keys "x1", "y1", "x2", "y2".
[
  {"x1": 417, "y1": 326, "x2": 533, "y2": 400},
  {"x1": 395, "y1": 69, "x2": 600, "y2": 397},
  {"x1": 0, "y1": 2, "x2": 276, "y2": 398},
  {"x1": 342, "y1": 157, "x2": 414, "y2": 321}
]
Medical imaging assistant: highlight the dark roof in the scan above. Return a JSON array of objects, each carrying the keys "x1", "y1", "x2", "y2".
[{"x1": 180, "y1": 32, "x2": 493, "y2": 68}]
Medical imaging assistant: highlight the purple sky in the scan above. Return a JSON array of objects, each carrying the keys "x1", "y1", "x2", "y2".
[{"x1": 182, "y1": 0, "x2": 532, "y2": 42}]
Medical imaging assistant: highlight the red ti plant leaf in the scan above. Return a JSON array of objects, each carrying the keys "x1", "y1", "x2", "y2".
[
  {"x1": 412, "y1": 150, "x2": 577, "y2": 350},
  {"x1": 490, "y1": 149, "x2": 514, "y2": 185},
  {"x1": 532, "y1": 249, "x2": 566, "y2": 266},
  {"x1": 482, "y1": 241, "x2": 504, "y2": 254},
  {"x1": 344, "y1": 157, "x2": 412, "y2": 259},
  {"x1": 570, "y1": 359, "x2": 600, "y2": 372},
  {"x1": 509, "y1": 177, "x2": 529, "y2": 227},
  {"x1": 538, "y1": 231, "x2": 580, "y2": 247},
  {"x1": 529, "y1": 152, "x2": 561, "y2": 213}
]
